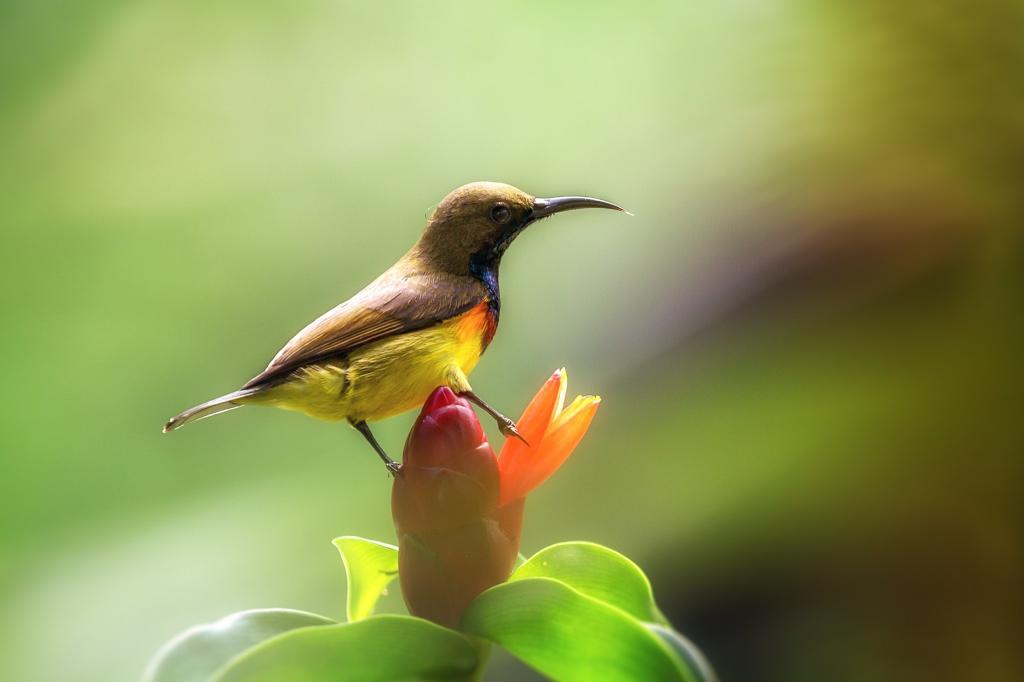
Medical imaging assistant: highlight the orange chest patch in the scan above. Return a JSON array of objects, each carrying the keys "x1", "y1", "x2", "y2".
[{"x1": 453, "y1": 300, "x2": 499, "y2": 351}]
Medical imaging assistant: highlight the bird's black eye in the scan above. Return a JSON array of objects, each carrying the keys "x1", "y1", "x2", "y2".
[{"x1": 489, "y1": 203, "x2": 512, "y2": 225}]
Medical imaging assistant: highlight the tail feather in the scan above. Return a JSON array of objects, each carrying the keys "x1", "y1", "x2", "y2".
[{"x1": 163, "y1": 387, "x2": 262, "y2": 433}]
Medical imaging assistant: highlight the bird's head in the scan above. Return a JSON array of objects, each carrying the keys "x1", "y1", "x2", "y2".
[{"x1": 415, "y1": 181, "x2": 626, "y2": 274}]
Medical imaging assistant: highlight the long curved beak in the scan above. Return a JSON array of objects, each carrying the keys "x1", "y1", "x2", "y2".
[{"x1": 530, "y1": 195, "x2": 630, "y2": 221}]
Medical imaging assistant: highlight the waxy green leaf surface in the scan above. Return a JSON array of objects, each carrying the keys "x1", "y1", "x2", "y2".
[
  {"x1": 646, "y1": 624, "x2": 719, "y2": 682},
  {"x1": 512, "y1": 541, "x2": 667, "y2": 623},
  {"x1": 461, "y1": 577, "x2": 700, "y2": 682},
  {"x1": 212, "y1": 615, "x2": 481, "y2": 682},
  {"x1": 144, "y1": 539, "x2": 713, "y2": 682},
  {"x1": 143, "y1": 609, "x2": 335, "y2": 682},
  {"x1": 332, "y1": 536, "x2": 398, "y2": 622}
]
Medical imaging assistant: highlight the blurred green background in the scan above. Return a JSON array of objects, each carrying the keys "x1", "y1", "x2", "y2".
[{"x1": 2, "y1": 1, "x2": 1021, "y2": 680}]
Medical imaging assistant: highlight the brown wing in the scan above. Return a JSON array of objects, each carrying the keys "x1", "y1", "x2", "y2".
[{"x1": 243, "y1": 267, "x2": 486, "y2": 389}]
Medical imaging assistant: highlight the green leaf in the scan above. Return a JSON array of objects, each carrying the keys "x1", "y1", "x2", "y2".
[
  {"x1": 645, "y1": 624, "x2": 719, "y2": 682},
  {"x1": 212, "y1": 615, "x2": 482, "y2": 682},
  {"x1": 461, "y1": 577, "x2": 700, "y2": 682},
  {"x1": 143, "y1": 608, "x2": 335, "y2": 682},
  {"x1": 332, "y1": 536, "x2": 399, "y2": 622},
  {"x1": 512, "y1": 541, "x2": 666, "y2": 624}
]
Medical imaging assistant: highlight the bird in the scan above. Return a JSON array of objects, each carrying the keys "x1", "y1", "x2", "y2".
[{"x1": 163, "y1": 181, "x2": 626, "y2": 474}]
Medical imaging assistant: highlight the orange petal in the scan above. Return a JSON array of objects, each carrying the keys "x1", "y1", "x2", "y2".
[
  {"x1": 498, "y1": 369, "x2": 565, "y2": 474},
  {"x1": 499, "y1": 395, "x2": 600, "y2": 505},
  {"x1": 550, "y1": 393, "x2": 595, "y2": 431}
]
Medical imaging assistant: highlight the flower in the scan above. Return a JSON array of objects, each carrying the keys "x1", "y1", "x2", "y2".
[{"x1": 392, "y1": 369, "x2": 600, "y2": 628}]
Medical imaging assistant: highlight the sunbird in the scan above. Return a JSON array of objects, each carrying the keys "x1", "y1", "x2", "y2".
[{"x1": 163, "y1": 182, "x2": 625, "y2": 473}]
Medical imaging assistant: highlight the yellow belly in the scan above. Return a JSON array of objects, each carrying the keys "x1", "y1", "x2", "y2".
[{"x1": 250, "y1": 306, "x2": 489, "y2": 423}]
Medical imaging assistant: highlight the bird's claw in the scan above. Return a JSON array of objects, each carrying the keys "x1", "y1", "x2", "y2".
[{"x1": 499, "y1": 419, "x2": 529, "y2": 446}]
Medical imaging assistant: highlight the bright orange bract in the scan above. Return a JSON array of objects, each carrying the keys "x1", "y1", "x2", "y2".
[{"x1": 498, "y1": 368, "x2": 601, "y2": 505}]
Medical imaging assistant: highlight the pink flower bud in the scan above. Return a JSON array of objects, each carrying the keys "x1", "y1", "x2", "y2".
[
  {"x1": 392, "y1": 373, "x2": 599, "y2": 628},
  {"x1": 392, "y1": 388, "x2": 516, "y2": 627}
]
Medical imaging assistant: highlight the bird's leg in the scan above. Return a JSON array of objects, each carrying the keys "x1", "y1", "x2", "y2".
[
  {"x1": 351, "y1": 420, "x2": 402, "y2": 476},
  {"x1": 460, "y1": 391, "x2": 529, "y2": 445}
]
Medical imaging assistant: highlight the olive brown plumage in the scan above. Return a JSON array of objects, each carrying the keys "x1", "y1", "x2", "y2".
[{"x1": 163, "y1": 181, "x2": 625, "y2": 474}]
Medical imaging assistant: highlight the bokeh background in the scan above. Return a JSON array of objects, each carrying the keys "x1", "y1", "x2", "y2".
[{"x1": 2, "y1": 1, "x2": 1021, "y2": 680}]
